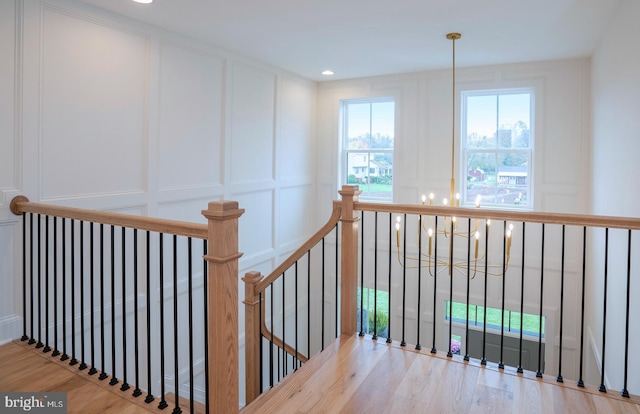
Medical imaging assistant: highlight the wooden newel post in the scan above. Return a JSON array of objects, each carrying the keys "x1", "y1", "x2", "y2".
[
  {"x1": 339, "y1": 185, "x2": 361, "y2": 336},
  {"x1": 243, "y1": 271, "x2": 264, "y2": 405},
  {"x1": 202, "y1": 201, "x2": 245, "y2": 414}
]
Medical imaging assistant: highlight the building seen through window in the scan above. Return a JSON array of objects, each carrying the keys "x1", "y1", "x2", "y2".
[
  {"x1": 462, "y1": 90, "x2": 533, "y2": 208},
  {"x1": 342, "y1": 98, "x2": 394, "y2": 201}
]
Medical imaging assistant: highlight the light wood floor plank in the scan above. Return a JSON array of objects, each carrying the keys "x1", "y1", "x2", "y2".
[
  {"x1": 242, "y1": 334, "x2": 640, "y2": 414},
  {"x1": 0, "y1": 341, "x2": 158, "y2": 414}
]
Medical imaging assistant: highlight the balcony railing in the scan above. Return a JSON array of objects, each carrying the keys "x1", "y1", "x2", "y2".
[
  {"x1": 10, "y1": 186, "x2": 640, "y2": 413},
  {"x1": 10, "y1": 195, "x2": 244, "y2": 414},
  {"x1": 243, "y1": 186, "x2": 640, "y2": 405}
]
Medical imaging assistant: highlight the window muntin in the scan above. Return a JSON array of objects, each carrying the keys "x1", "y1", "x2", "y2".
[
  {"x1": 342, "y1": 98, "x2": 394, "y2": 201},
  {"x1": 462, "y1": 90, "x2": 533, "y2": 208}
]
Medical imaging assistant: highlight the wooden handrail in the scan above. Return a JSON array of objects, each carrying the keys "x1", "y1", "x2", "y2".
[
  {"x1": 255, "y1": 201, "x2": 342, "y2": 293},
  {"x1": 10, "y1": 196, "x2": 208, "y2": 239},
  {"x1": 355, "y1": 201, "x2": 640, "y2": 230},
  {"x1": 243, "y1": 200, "x2": 341, "y2": 404}
]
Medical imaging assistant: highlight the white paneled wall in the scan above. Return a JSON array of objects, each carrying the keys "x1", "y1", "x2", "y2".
[
  {"x1": 0, "y1": 3, "x2": 316, "y2": 402},
  {"x1": 39, "y1": 5, "x2": 148, "y2": 200},
  {"x1": 157, "y1": 42, "x2": 224, "y2": 192},
  {"x1": 590, "y1": 0, "x2": 640, "y2": 393}
]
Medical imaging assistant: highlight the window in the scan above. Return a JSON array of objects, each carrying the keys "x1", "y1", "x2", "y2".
[
  {"x1": 445, "y1": 300, "x2": 544, "y2": 338},
  {"x1": 461, "y1": 90, "x2": 533, "y2": 208},
  {"x1": 342, "y1": 98, "x2": 395, "y2": 201},
  {"x1": 357, "y1": 287, "x2": 389, "y2": 337}
]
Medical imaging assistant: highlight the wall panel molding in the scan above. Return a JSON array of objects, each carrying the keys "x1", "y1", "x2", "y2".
[
  {"x1": 39, "y1": 4, "x2": 150, "y2": 201},
  {"x1": 157, "y1": 40, "x2": 224, "y2": 191},
  {"x1": 0, "y1": 0, "x2": 22, "y2": 199}
]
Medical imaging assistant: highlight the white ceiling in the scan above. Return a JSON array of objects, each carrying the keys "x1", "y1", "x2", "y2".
[{"x1": 75, "y1": 0, "x2": 622, "y2": 81}]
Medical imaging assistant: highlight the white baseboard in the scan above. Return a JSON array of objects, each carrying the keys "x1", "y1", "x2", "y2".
[{"x1": 0, "y1": 314, "x2": 22, "y2": 345}]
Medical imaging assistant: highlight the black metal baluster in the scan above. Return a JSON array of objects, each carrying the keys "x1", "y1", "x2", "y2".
[
  {"x1": 307, "y1": 250, "x2": 311, "y2": 367},
  {"x1": 401, "y1": 214, "x2": 407, "y2": 347},
  {"x1": 431, "y1": 216, "x2": 438, "y2": 354},
  {"x1": 110, "y1": 225, "x2": 118, "y2": 385},
  {"x1": 557, "y1": 225, "x2": 566, "y2": 383},
  {"x1": 387, "y1": 213, "x2": 392, "y2": 344},
  {"x1": 52, "y1": 217, "x2": 60, "y2": 357},
  {"x1": 517, "y1": 222, "x2": 526, "y2": 374},
  {"x1": 44, "y1": 216, "x2": 51, "y2": 353},
  {"x1": 121, "y1": 227, "x2": 129, "y2": 391},
  {"x1": 70, "y1": 219, "x2": 78, "y2": 365},
  {"x1": 282, "y1": 272, "x2": 286, "y2": 378},
  {"x1": 335, "y1": 223, "x2": 339, "y2": 339},
  {"x1": 31, "y1": 214, "x2": 44, "y2": 349},
  {"x1": 373, "y1": 212, "x2": 379, "y2": 341},
  {"x1": 145, "y1": 231, "x2": 154, "y2": 403},
  {"x1": 359, "y1": 211, "x2": 365, "y2": 337},
  {"x1": 21, "y1": 212, "x2": 28, "y2": 342},
  {"x1": 415, "y1": 215, "x2": 422, "y2": 351},
  {"x1": 188, "y1": 238, "x2": 194, "y2": 412},
  {"x1": 536, "y1": 223, "x2": 545, "y2": 378},
  {"x1": 133, "y1": 229, "x2": 142, "y2": 397},
  {"x1": 498, "y1": 221, "x2": 506, "y2": 369},
  {"x1": 598, "y1": 227, "x2": 609, "y2": 393},
  {"x1": 321, "y1": 237, "x2": 325, "y2": 351},
  {"x1": 89, "y1": 223, "x2": 97, "y2": 375},
  {"x1": 203, "y1": 239, "x2": 209, "y2": 413},
  {"x1": 270, "y1": 284, "x2": 274, "y2": 388},
  {"x1": 447, "y1": 218, "x2": 454, "y2": 358},
  {"x1": 99, "y1": 223, "x2": 107, "y2": 380},
  {"x1": 61, "y1": 218, "x2": 68, "y2": 361},
  {"x1": 79, "y1": 221, "x2": 87, "y2": 370},
  {"x1": 29, "y1": 213, "x2": 35, "y2": 345},
  {"x1": 621, "y1": 230, "x2": 631, "y2": 398},
  {"x1": 577, "y1": 227, "x2": 586, "y2": 388},
  {"x1": 259, "y1": 290, "x2": 264, "y2": 393},
  {"x1": 464, "y1": 218, "x2": 471, "y2": 361},
  {"x1": 158, "y1": 233, "x2": 168, "y2": 409},
  {"x1": 295, "y1": 261, "x2": 299, "y2": 369},
  {"x1": 481, "y1": 220, "x2": 489, "y2": 365},
  {"x1": 172, "y1": 235, "x2": 181, "y2": 414},
  {"x1": 36, "y1": 214, "x2": 43, "y2": 348}
]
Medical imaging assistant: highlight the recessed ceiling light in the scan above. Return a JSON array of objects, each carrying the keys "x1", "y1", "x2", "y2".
[
  {"x1": 133, "y1": 0, "x2": 153, "y2": 3},
  {"x1": 322, "y1": 70, "x2": 334, "y2": 76}
]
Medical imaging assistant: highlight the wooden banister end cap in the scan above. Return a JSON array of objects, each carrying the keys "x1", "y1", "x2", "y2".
[
  {"x1": 242, "y1": 271, "x2": 263, "y2": 284},
  {"x1": 201, "y1": 200, "x2": 245, "y2": 219},
  {"x1": 10, "y1": 195, "x2": 29, "y2": 216},
  {"x1": 339, "y1": 185, "x2": 362, "y2": 199}
]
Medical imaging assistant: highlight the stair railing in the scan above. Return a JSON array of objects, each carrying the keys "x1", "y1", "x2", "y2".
[{"x1": 10, "y1": 195, "x2": 244, "y2": 414}]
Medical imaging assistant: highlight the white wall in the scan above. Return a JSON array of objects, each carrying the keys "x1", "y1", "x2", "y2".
[
  {"x1": 589, "y1": 0, "x2": 640, "y2": 392},
  {"x1": 0, "y1": 0, "x2": 316, "y2": 405},
  {"x1": 316, "y1": 58, "x2": 591, "y2": 380}
]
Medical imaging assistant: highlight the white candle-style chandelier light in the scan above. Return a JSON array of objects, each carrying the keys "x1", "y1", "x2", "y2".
[{"x1": 395, "y1": 33, "x2": 513, "y2": 278}]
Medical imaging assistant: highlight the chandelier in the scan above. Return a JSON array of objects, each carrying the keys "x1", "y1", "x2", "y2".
[{"x1": 395, "y1": 33, "x2": 513, "y2": 278}]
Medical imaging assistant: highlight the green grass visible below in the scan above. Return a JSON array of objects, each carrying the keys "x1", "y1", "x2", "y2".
[
  {"x1": 356, "y1": 291, "x2": 544, "y2": 337},
  {"x1": 358, "y1": 288, "x2": 389, "y2": 315},
  {"x1": 446, "y1": 300, "x2": 544, "y2": 336}
]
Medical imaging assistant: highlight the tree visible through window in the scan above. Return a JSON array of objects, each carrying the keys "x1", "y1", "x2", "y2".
[
  {"x1": 462, "y1": 90, "x2": 533, "y2": 208},
  {"x1": 342, "y1": 98, "x2": 394, "y2": 201}
]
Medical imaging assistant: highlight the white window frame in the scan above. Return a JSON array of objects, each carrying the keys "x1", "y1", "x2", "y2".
[
  {"x1": 340, "y1": 97, "x2": 395, "y2": 202},
  {"x1": 460, "y1": 88, "x2": 534, "y2": 210}
]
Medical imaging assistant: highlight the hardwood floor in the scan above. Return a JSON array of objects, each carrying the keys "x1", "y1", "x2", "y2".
[
  {"x1": 242, "y1": 334, "x2": 640, "y2": 414},
  {"x1": 3, "y1": 336, "x2": 639, "y2": 413},
  {"x1": 0, "y1": 341, "x2": 160, "y2": 414}
]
